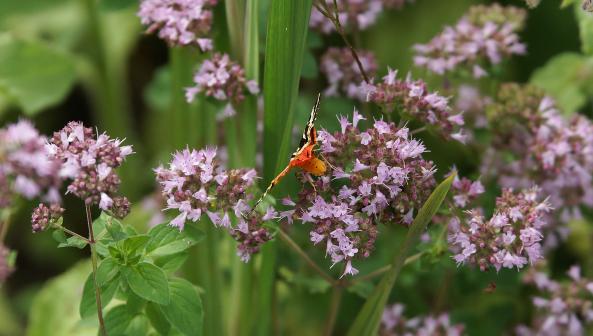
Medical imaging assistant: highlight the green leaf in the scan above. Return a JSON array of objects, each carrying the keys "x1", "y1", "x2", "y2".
[
  {"x1": 28, "y1": 261, "x2": 96, "y2": 336},
  {"x1": 79, "y1": 272, "x2": 119, "y2": 318},
  {"x1": 146, "y1": 224, "x2": 198, "y2": 257},
  {"x1": 96, "y1": 257, "x2": 119, "y2": 287},
  {"x1": 561, "y1": 0, "x2": 577, "y2": 7},
  {"x1": 104, "y1": 305, "x2": 132, "y2": 336},
  {"x1": 52, "y1": 230, "x2": 67, "y2": 244},
  {"x1": 0, "y1": 35, "x2": 76, "y2": 115},
  {"x1": 576, "y1": 5, "x2": 593, "y2": 55},
  {"x1": 530, "y1": 52, "x2": 593, "y2": 114},
  {"x1": 159, "y1": 278, "x2": 204, "y2": 336},
  {"x1": 126, "y1": 292, "x2": 146, "y2": 315},
  {"x1": 262, "y1": 0, "x2": 313, "y2": 183},
  {"x1": 146, "y1": 303, "x2": 172, "y2": 335},
  {"x1": 125, "y1": 314, "x2": 150, "y2": 336},
  {"x1": 58, "y1": 236, "x2": 88, "y2": 249},
  {"x1": 153, "y1": 251, "x2": 190, "y2": 274},
  {"x1": 99, "y1": 0, "x2": 136, "y2": 11},
  {"x1": 259, "y1": 2, "x2": 312, "y2": 335},
  {"x1": 347, "y1": 173, "x2": 455, "y2": 336},
  {"x1": 122, "y1": 262, "x2": 170, "y2": 305},
  {"x1": 122, "y1": 234, "x2": 150, "y2": 257},
  {"x1": 347, "y1": 281, "x2": 375, "y2": 299}
]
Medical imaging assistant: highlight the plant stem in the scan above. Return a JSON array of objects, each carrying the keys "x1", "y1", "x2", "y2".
[
  {"x1": 203, "y1": 223, "x2": 224, "y2": 335},
  {"x1": 346, "y1": 252, "x2": 424, "y2": 286},
  {"x1": 85, "y1": 205, "x2": 106, "y2": 336},
  {"x1": 323, "y1": 286, "x2": 343, "y2": 336},
  {"x1": 56, "y1": 226, "x2": 91, "y2": 244},
  {"x1": 277, "y1": 229, "x2": 335, "y2": 285}
]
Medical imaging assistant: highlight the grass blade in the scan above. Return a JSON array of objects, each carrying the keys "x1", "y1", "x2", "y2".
[
  {"x1": 346, "y1": 173, "x2": 456, "y2": 336},
  {"x1": 256, "y1": 1, "x2": 312, "y2": 335}
]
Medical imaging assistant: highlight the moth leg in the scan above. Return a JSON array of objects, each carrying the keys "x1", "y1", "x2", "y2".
[
  {"x1": 251, "y1": 164, "x2": 293, "y2": 214},
  {"x1": 318, "y1": 152, "x2": 337, "y2": 171}
]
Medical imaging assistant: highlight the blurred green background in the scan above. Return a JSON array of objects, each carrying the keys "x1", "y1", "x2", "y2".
[{"x1": 0, "y1": 0, "x2": 587, "y2": 335}]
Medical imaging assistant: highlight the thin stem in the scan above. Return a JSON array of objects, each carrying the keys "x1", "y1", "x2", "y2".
[
  {"x1": 315, "y1": 0, "x2": 371, "y2": 84},
  {"x1": 411, "y1": 126, "x2": 427, "y2": 135},
  {"x1": 85, "y1": 204, "x2": 106, "y2": 336},
  {"x1": 277, "y1": 229, "x2": 336, "y2": 285},
  {"x1": 323, "y1": 286, "x2": 343, "y2": 336},
  {"x1": 346, "y1": 252, "x2": 424, "y2": 286},
  {"x1": 55, "y1": 226, "x2": 91, "y2": 243}
]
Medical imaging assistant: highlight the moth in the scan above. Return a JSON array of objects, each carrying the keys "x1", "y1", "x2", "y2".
[{"x1": 252, "y1": 94, "x2": 327, "y2": 212}]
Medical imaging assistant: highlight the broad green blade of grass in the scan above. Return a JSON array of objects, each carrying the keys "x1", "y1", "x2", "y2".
[
  {"x1": 346, "y1": 173, "x2": 456, "y2": 336},
  {"x1": 229, "y1": 1, "x2": 259, "y2": 335},
  {"x1": 256, "y1": 1, "x2": 312, "y2": 335}
]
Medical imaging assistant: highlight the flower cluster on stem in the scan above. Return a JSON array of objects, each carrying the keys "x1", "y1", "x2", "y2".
[
  {"x1": 484, "y1": 84, "x2": 593, "y2": 244},
  {"x1": 44, "y1": 121, "x2": 133, "y2": 218},
  {"x1": 0, "y1": 120, "x2": 62, "y2": 209},
  {"x1": 413, "y1": 4, "x2": 526, "y2": 78},
  {"x1": 320, "y1": 47, "x2": 377, "y2": 101},
  {"x1": 364, "y1": 69, "x2": 466, "y2": 142},
  {"x1": 380, "y1": 303, "x2": 465, "y2": 336},
  {"x1": 311, "y1": 0, "x2": 383, "y2": 34},
  {"x1": 517, "y1": 265, "x2": 593, "y2": 335},
  {"x1": 281, "y1": 110, "x2": 437, "y2": 276},
  {"x1": 155, "y1": 147, "x2": 271, "y2": 261},
  {"x1": 448, "y1": 187, "x2": 551, "y2": 271},
  {"x1": 138, "y1": 0, "x2": 218, "y2": 51},
  {"x1": 185, "y1": 53, "x2": 259, "y2": 118}
]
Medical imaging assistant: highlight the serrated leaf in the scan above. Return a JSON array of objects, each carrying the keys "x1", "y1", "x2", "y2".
[
  {"x1": 159, "y1": 278, "x2": 204, "y2": 336},
  {"x1": 79, "y1": 272, "x2": 119, "y2": 318},
  {"x1": 96, "y1": 257, "x2": 119, "y2": 287},
  {"x1": 122, "y1": 262, "x2": 170, "y2": 305},
  {"x1": 58, "y1": 236, "x2": 88, "y2": 249},
  {"x1": 347, "y1": 173, "x2": 455, "y2": 336},
  {"x1": 0, "y1": 35, "x2": 76, "y2": 114}
]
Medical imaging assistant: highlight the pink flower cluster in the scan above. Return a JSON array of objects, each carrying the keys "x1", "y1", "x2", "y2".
[
  {"x1": 365, "y1": 69, "x2": 466, "y2": 142},
  {"x1": 138, "y1": 0, "x2": 218, "y2": 51},
  {"x1": 451, "y1": 174, "x2": 485, "y2": 209},
  {"x1": 310, "y1": 0, "x2": 383, "y2": 34},
  {"x1": 448, "y1": 188, "x2": 551, "y2": 272},
  {"x1": 485, "y1": 84, "x2": 593, "y2": 243},
  {"x1": 380, "y1": 303, "x2": 465, "y2": 336},
  {"x1": 31, "y1": 203, "x2": 64, "y2": 233},
  {"x1": 0, "y1": 120, "x2": 62, "y2": 208},
  {"x1": 185, "y1": 53, "x2": 259, "y2": 118},
  {"x1": 281, "y1": 111, "x2": 437, "y2": 276},
  {"x1": 45, "y1": 121, "x2": 133, "y2": 218},
  {"x1": 320, "y1": 47, "x2": 377, "y2": 101},
  {"x1": 413, "y1": 4, "x2": 526, "y2": 78},
  {"x1": 155, "y1": 147, "x2": 270, "y2": 261},
  {"x1": 517, "y1": 266, "x2": 593, "y2": 335}
]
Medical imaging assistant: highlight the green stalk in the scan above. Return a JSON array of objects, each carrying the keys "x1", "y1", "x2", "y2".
[
  {"x1": 257, "y1": 1, "x2": 312, "y2": 334},
  {"x1": 85, "y1": 205, "x2": 106, "y2": 336},
  {"x1": 169, "y1": 47, "x2": 198, "y2": 150},
  {"x1": 82, "y1": 0, "x2": 131, "y2": 138},
  {"x1": 203, "y1": 223, "x2": 225, "y2": 336},
  {"x1": 227, "y1": 1, "x2": 259, "y2": 334}
]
